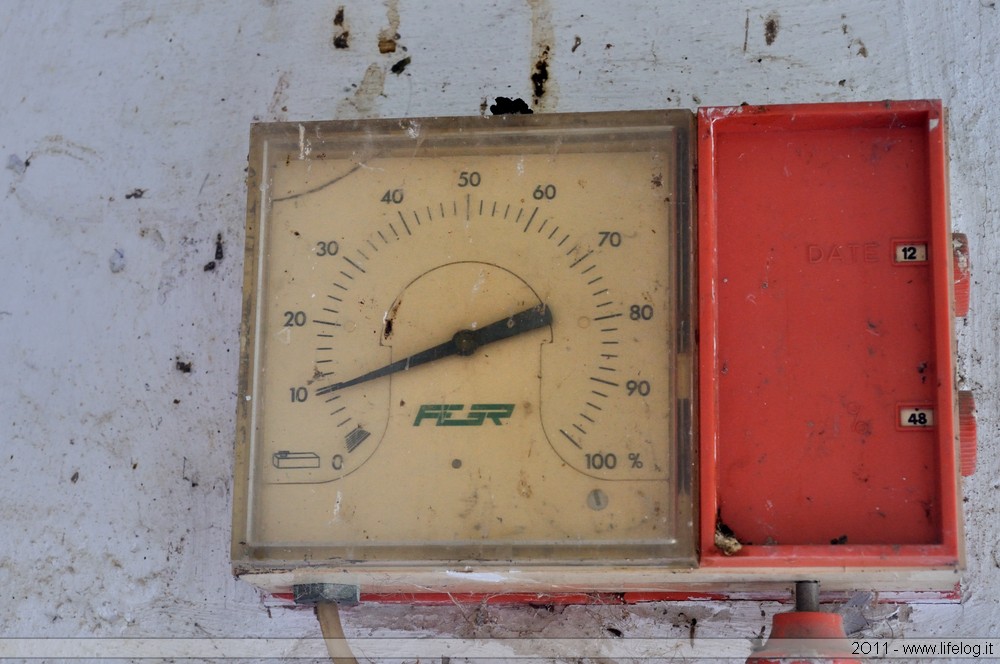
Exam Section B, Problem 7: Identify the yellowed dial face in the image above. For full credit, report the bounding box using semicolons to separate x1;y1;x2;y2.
234;112;695;566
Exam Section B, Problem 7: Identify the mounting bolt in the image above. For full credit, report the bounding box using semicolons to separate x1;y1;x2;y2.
794;580;820;613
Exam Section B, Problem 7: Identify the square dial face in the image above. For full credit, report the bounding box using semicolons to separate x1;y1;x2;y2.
233;112;695;569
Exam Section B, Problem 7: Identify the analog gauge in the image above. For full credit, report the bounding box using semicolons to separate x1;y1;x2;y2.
233;111;695;569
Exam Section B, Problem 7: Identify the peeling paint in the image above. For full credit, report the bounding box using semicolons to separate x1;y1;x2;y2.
379;0;401;53
267;72;290;121
336;63;387;118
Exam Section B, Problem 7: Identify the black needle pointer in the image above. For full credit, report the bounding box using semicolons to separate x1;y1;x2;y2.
315;303;552;396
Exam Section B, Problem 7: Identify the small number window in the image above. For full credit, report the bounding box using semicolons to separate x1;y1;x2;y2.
899;406;934;428
894;242;928;263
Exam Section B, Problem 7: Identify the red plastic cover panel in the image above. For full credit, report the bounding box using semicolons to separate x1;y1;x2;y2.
698;101;959;567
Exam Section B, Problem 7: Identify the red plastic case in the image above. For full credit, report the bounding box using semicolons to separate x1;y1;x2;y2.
698;100;963;567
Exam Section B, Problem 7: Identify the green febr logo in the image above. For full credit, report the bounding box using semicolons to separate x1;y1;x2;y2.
413;404;515;426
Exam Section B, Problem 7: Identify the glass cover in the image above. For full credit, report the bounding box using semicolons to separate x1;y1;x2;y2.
232;111;696;573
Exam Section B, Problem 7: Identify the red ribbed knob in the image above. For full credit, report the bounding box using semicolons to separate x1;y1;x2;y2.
748;612;853;663
959;391;977;476
953;233;971;318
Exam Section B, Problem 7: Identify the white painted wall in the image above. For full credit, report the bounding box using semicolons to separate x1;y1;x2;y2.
1;1;996;661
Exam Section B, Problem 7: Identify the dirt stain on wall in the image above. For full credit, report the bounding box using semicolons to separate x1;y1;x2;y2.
379;0;401;53
333;6;349;49
841;16;870;57
764;12;780;46
528;0;558;110
337;63;387;118
267;72;290;120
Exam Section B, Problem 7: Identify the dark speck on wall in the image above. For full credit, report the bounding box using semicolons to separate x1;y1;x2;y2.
333;5;349;48
6;154;29;174
390;56;411;75
125;188;147;199
490;97;533;115
764;12;780;45
531;45;550;104
176;360;192;373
